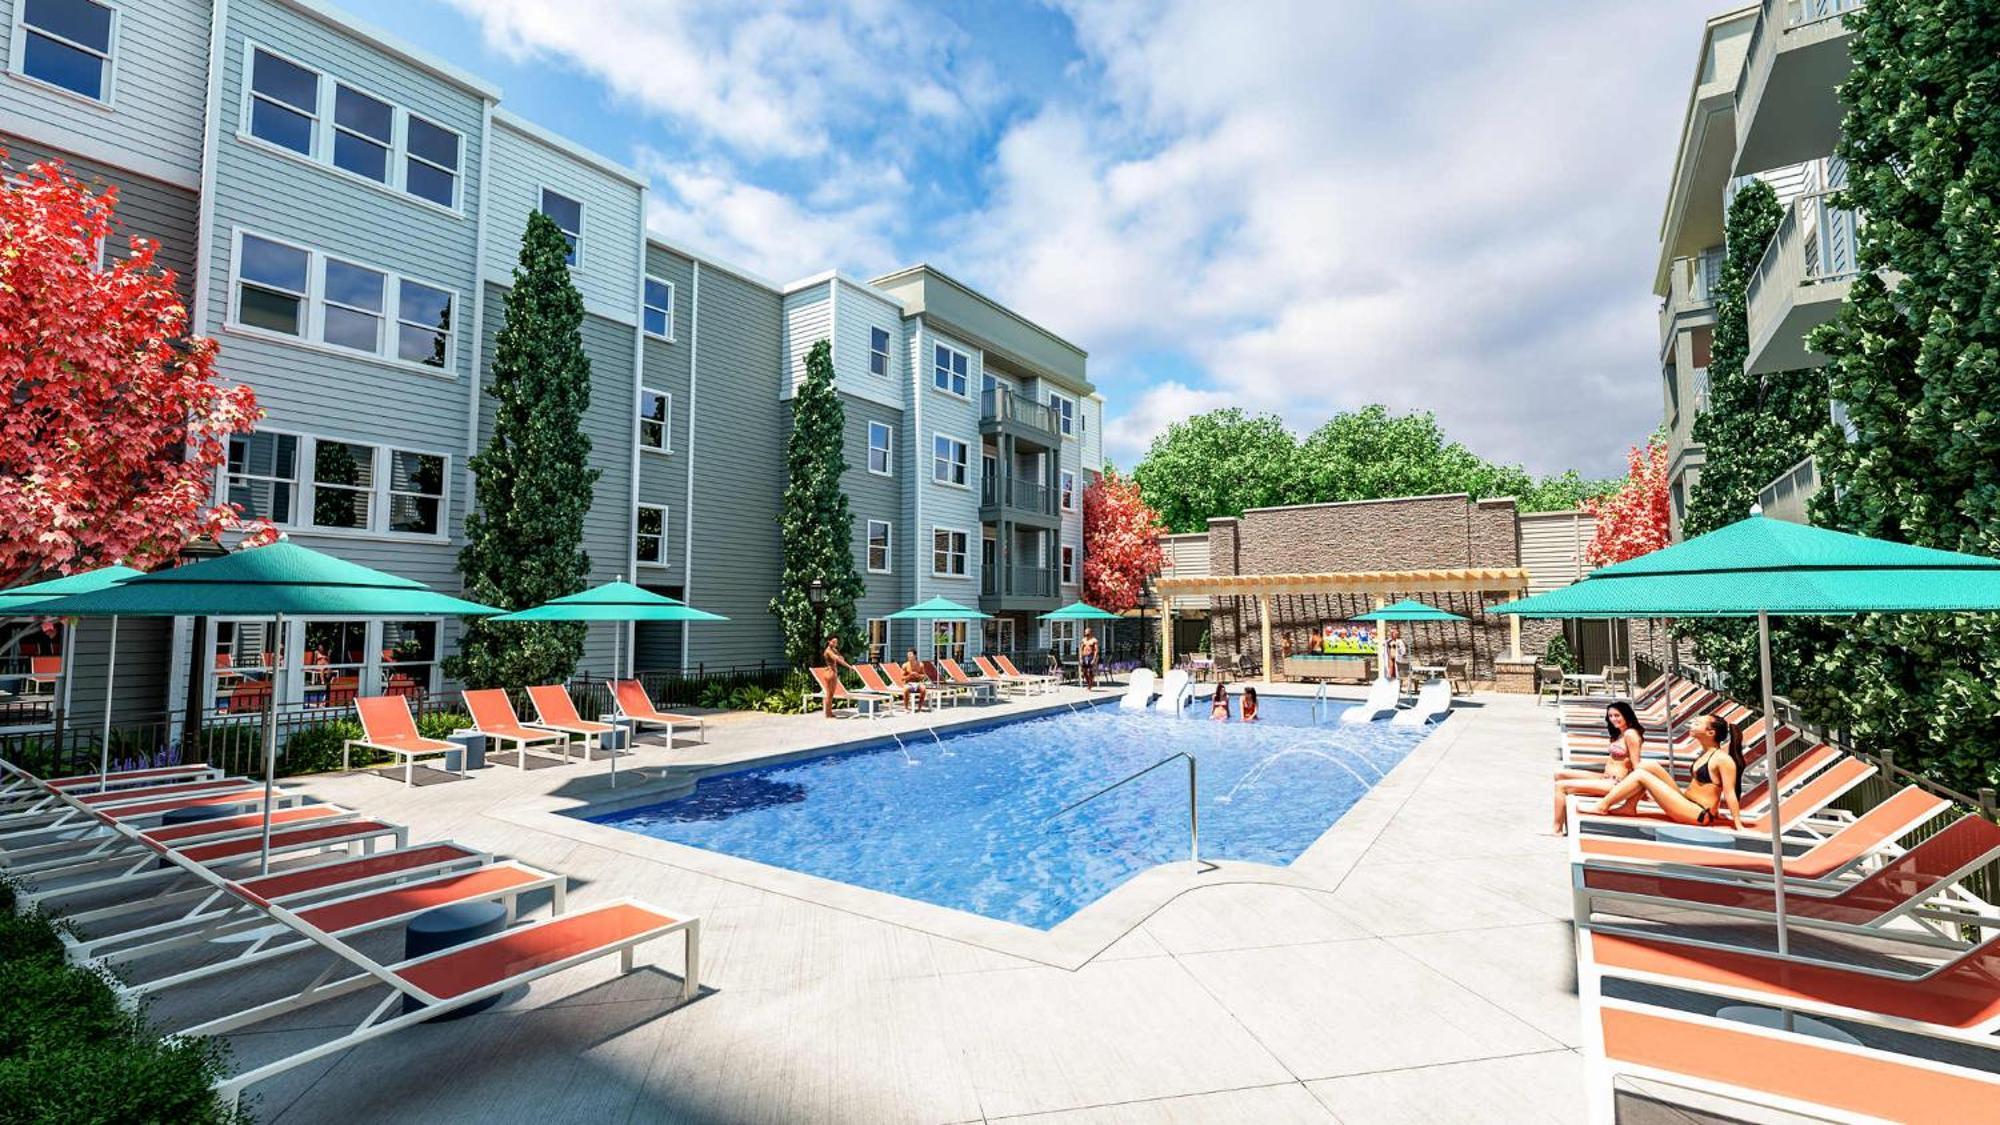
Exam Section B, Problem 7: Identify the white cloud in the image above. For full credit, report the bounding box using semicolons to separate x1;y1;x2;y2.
638;151;900;282
1102;380;1235;468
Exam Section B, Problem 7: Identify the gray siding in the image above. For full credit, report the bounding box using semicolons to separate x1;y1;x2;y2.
916;322;983;634
844;394;909;651
482;118;642;326
0;135;200;294
636;245;692;589
0;0;210;187
685;265;786;667
780;283;830;398
63;617;172;727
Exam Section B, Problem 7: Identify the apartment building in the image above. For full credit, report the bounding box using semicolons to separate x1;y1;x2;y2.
0;0;1097;725
1653;0;1860;536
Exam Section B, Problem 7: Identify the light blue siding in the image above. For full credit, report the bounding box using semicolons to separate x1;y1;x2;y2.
844;393;908;651
781;282;830;397
636;244;693;590
0;0;210;187
833;278;904;407
0;135;201;295
482;116;643;327
916;322;983;653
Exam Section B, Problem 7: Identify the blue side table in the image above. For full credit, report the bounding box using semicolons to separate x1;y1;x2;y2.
446;731;487;772
404;901;509;1018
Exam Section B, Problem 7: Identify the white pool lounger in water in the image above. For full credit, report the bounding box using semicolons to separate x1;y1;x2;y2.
1391;679;1453;726
1340;677;1401;724
1154;669;1192;714
1118;668;1157;711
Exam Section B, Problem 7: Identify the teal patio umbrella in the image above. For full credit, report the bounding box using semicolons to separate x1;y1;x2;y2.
1;565;145;743
1038;601;1122;622
1494;513;2000;957
493;579;728;787
1353;598;1467;682
886;596;988;664
36;539;502;871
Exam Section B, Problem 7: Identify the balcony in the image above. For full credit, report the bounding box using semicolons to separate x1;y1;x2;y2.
1745;190;1860;374
1734;0;1859;176
980;387;1060;449
1658;248;1723;347
1757;456;1821;524
979;474;1058;527
980;563;1059;613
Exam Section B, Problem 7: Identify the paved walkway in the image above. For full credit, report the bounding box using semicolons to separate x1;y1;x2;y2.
233;689;1582;1124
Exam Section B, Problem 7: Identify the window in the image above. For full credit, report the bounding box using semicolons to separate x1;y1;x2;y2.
236;234;310;336
311;440;375;530
932;528;968;576
540;189;582;265
639;388;671;452
1049;620;1077;657
932;620;968;662
386;449;444;535
321;258;385;353
381;621;439;697
1061;545;1076;585
1061;470;1076;511
248;48;319;156
866;519;892;573
331;84;392;182
403;114;459;207
869;327;891;376
866;618;888;663
224;432;299;524
643;277;675;339
231;232;456;373
1048;392;1075;436
932;342;969;396
302;620;368;709
867;421;892;476
636;505;666;565
932;435;969;487
16;0;114;101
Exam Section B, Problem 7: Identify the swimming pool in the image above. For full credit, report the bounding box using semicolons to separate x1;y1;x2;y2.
591;695;1433;929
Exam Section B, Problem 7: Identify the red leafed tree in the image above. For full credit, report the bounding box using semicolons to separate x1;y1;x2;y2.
0;153;262;586
1082;468;1165;612
1582;435;1671;567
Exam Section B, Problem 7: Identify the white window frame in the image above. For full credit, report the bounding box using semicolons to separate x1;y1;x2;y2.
1061;470;1076;512
220;428;303;527
931;526;970;578
931;433;970;489
865;617;889;663
868;326;891;377
932;620;969;662
638;386;672;454
643;276;676;341
1048;390;1076;437
931;341;970;398
867;421;893;477
866;519;893;574
8;0;119;107
235;40;464;216
1061;545;1077;586
539;185;584;268
328;79;394;186
213;429;449;542
224;228;460;377
635;503;668;567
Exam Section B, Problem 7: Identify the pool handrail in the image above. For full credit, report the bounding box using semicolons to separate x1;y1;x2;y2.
1044;750;1212;871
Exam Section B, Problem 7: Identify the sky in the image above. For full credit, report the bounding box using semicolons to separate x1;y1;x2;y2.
338;0;1726;478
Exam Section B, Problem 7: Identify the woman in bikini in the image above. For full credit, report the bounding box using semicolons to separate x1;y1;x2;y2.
1589;713;1744;830
1550;701;1643;833
1209;682;1231;720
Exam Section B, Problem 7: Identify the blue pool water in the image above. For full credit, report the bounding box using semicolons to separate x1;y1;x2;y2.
592;696;1432;929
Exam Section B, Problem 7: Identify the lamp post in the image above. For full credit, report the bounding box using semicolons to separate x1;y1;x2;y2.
806;577;827;660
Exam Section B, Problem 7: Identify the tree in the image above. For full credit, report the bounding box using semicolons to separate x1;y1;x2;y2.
1294;405;1520;504
1081;469;1165;612
1581;436;1671;567
0;153;262;584
770;340;864;665
1790;0;2000;791
1132;409;1298;533
446;211;599;689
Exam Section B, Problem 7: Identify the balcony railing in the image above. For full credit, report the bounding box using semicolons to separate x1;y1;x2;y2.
1746;189;1861;351
980;474;1055;517
981;388;1060;437
1757;456;1820;524
981;564;1057;599
1659;248;1725;340
1790;0;1863;29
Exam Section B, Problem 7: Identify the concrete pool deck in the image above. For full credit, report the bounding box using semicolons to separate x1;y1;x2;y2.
237;686;1586;1123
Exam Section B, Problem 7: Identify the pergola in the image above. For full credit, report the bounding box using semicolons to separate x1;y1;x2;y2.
1150;567;1533;681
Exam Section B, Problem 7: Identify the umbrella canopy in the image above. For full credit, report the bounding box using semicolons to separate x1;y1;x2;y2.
885;596;987;621
492;581;728;623
1351;598;1466;623
1038;601;1123;622
0;564;144;614
29;541;502;618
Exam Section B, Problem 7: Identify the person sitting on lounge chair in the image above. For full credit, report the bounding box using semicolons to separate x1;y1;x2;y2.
1588;713;1743;829
1551;701;1643;833
898;649;930;711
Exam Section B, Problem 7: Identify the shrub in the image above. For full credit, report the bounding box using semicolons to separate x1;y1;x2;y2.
416;710;473;741
280;720;374;775
1543;634;1578;674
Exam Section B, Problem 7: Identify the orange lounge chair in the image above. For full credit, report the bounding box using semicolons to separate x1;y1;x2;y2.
1560;679;1714;727
810;666;890;718
995;654;1061;691
886;661;967;708
1;761;222;810
1573;783;1951;880
1560;700;1762;758
1573;747;1869;838
463;689;572;769
1577;807;2000;938
855;664;920;711
972;655;1035;696
26;654;61;692
937;658;1000;703
526;685;618;762
345;696;466;787
611;679;705;745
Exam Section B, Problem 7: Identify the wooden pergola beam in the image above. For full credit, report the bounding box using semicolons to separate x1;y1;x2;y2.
1153;568;1531;599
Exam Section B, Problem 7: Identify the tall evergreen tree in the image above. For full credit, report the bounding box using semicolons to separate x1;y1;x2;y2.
1795;0;2000;790
1681;181;1834;689
771;340;864;665
446;211;600;688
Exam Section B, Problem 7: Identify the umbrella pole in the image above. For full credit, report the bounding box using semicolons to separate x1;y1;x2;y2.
1658;620;1675;773
610;620;620;789
97;616;119;785
259;613;283;876
1757;609;1788;958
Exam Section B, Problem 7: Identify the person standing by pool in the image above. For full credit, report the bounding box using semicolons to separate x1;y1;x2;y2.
819;634;854;719
1241;686;1260;721
1079;628;1099;689
1388;627;1409;684
1209;682;1231;720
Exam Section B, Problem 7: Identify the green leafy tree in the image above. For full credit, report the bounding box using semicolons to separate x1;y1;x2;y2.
1791;0;2000;791
1294;406;1512;502
771;340;864;665
1681;181;1834;690
446;211;599;688
1132;408;1300;533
